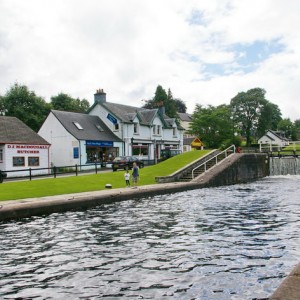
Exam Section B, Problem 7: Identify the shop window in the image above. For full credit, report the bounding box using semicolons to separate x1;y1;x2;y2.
13;157;25;167
28;157;40;166
0;149;3;162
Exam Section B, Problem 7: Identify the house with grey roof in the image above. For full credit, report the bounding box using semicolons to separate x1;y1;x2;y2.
258;129;290;151
0;116;50;177
88;89;184;160
38;110;122;167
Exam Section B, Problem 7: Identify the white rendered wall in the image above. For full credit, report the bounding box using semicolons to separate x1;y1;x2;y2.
2;144;50;177
38;112;80;167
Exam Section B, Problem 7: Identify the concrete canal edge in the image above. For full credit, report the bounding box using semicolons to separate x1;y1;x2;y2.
269;263;300;300
0;153;297;298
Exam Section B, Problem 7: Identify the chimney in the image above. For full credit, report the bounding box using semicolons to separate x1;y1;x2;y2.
94;88;106;103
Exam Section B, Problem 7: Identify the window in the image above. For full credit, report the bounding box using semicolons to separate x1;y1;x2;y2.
13;157;25;167
134;123;139;134
157;125;161;135
0;149;3;162
73;122;83;130
173;127;177;136
28;157;40;166
153;125;156;135
114;123;119;131
96;124;104;131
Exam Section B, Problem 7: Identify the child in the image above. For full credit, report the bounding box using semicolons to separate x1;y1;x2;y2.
124;170;130;187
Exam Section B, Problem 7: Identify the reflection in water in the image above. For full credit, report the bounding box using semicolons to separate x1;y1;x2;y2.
1;176;300;299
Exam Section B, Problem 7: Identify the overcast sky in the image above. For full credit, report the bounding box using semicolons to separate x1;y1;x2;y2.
1;0;299;120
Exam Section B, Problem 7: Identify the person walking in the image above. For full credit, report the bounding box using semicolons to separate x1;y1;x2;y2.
132;162;139;188
124;170;130;187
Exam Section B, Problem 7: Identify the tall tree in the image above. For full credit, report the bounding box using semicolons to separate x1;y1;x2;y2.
1;83;51;131
277;118;294;139
173;98;187;113
257;101;282;138
230;88;268;146
189;104;232;148
141;85;183;119
51;93;90;112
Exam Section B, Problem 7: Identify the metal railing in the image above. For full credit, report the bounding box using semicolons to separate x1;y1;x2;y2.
191;145;236;179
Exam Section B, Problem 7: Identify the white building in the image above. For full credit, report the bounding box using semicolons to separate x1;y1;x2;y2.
88;89;184;160
39;110;123;168
0;116;50;177
258;129;290;151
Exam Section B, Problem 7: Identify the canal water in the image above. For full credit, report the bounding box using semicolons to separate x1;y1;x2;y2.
1;175;300;300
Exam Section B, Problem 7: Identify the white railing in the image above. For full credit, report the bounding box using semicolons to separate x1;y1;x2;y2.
191;145;236;179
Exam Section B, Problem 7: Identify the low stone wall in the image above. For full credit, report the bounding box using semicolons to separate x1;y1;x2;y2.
194;153;270;187
155;150;220;183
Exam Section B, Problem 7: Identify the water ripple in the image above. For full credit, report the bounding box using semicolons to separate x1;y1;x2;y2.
1;176;300;299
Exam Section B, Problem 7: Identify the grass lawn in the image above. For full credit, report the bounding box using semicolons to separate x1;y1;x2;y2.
0;150;212;201
282;143;300;152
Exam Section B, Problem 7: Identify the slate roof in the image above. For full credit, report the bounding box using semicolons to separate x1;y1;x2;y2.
100;102;172;127
178;113;192;122
51;110;122;142
0;116;50;145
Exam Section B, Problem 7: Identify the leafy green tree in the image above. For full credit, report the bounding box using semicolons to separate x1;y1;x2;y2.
51;93;90;112
230;88;268;146
293;119;300;140
1;83;51;131
189;104;232;148
277;118;294;139
173;98;187;113
257;101;282;138
141;85;184;119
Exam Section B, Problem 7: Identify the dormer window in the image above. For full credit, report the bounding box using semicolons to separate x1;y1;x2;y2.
134;123;139;134
73;122;83;130
157;125;161;135
173;127;177;137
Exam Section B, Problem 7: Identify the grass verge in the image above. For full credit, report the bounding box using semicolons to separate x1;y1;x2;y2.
0;150;211;201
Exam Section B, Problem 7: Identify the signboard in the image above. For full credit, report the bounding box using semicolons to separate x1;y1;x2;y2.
86;140;113;147
107;113;117;124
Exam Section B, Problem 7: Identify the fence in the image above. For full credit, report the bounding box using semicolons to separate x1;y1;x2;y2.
1;159;158;182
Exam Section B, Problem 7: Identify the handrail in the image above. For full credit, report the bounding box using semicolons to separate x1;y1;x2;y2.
191;145;236;179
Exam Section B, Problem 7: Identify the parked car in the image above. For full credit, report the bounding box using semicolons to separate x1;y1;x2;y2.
0;170;7;183
112;156;144;171
160;149;181;160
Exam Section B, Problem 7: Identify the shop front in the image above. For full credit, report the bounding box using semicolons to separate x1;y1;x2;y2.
86;140;120;165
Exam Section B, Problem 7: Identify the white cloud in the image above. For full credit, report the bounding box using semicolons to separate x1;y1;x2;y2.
0;0;299;121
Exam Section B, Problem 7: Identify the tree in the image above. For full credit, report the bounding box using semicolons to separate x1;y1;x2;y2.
50;93;90;113
189;104;232;148
141;85;183;120
230;88;268;146
277;118;294;139
1;83;51;131
173;98;187;113
257;101;282;138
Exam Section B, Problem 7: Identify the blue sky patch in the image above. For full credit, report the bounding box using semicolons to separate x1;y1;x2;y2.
202;39;285;78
